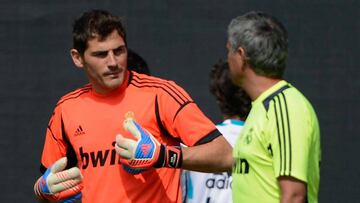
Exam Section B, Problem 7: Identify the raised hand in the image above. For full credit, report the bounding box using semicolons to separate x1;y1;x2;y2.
115;117;182;170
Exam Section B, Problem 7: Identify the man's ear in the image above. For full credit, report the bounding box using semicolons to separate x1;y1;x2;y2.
238;47;250;69
70;49;84;68
237;47;246;60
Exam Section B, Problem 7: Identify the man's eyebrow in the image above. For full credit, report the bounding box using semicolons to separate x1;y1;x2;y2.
90;50;108;56
91;45;126;53
114;45;126;50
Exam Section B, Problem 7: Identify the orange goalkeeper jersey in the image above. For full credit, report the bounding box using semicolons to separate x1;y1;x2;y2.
39;70;220;203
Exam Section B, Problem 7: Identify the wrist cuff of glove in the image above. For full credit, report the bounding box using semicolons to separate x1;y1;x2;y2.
34;178;49;200
154;145;182;168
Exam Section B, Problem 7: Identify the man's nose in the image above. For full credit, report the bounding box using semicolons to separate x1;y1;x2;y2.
107;51;117;67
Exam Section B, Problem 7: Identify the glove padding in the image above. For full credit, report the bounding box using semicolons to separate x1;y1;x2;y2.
115;117;182;169
34;157;83;202
122;164;146;174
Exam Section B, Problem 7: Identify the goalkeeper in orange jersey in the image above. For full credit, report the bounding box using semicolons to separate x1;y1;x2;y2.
34;9;232;203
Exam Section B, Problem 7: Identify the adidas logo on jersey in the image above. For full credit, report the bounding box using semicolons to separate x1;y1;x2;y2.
74;125;85;136
205;173;232;189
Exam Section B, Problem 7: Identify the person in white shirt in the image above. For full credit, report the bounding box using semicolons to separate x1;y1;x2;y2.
182;60;251;203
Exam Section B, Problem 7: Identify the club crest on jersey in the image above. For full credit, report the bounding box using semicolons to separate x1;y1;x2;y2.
124;111;135;119
244;128;253;144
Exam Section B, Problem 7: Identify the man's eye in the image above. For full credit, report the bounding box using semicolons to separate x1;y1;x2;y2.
114;47;126;56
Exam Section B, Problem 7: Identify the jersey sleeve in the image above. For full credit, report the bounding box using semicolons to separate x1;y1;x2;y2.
156;81;220;146
269;94;313;183
40;104;68;172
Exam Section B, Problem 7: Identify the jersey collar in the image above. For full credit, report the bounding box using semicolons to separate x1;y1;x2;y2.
253;80;289;105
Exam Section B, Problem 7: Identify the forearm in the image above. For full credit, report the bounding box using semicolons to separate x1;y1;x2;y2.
116;119;233;172
181;136;233;173
279;176;307;203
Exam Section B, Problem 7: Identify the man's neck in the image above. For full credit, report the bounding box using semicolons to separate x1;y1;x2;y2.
242;69;281;101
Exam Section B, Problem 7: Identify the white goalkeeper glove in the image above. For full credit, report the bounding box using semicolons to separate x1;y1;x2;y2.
34;157;83;202
115;117;182;170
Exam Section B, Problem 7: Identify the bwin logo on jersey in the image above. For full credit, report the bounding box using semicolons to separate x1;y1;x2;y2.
205;173;232;189
79;141;120;169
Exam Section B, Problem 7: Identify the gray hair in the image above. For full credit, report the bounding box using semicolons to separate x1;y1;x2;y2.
227;11;288;78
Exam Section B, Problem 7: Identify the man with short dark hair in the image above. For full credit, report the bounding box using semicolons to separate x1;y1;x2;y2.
33;9;232;203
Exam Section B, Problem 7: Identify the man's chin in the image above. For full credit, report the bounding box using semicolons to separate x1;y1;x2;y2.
108;79;123;89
